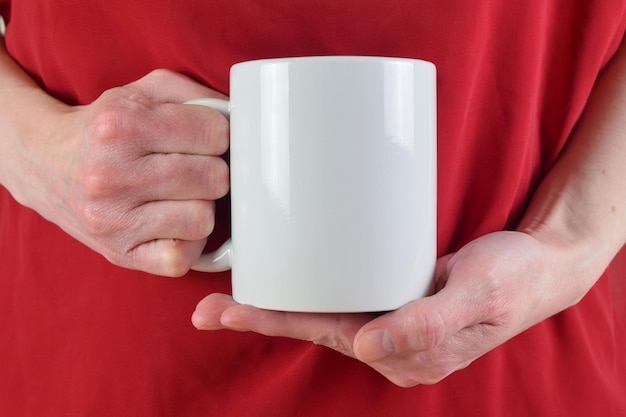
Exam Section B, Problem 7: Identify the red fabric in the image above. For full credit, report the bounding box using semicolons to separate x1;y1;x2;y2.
1;1;626;416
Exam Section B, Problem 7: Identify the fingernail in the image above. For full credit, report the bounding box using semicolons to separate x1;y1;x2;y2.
379;328;395;355
356;328;395;362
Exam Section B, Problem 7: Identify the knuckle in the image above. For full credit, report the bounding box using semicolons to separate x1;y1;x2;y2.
145;68;178;84
76;161;115;200
76;201;113;238
87;104;129;146
71;172;130;238
88;89;153;147
407;310;448;351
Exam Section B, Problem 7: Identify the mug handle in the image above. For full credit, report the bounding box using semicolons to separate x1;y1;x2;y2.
185;98;233;273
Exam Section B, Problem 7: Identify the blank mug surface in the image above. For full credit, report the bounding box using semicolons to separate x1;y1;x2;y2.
229;56;436;312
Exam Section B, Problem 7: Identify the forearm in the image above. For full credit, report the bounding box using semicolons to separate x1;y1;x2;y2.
519;36;626;295
0;38;72;207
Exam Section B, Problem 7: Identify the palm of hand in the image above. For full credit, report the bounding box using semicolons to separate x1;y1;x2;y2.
193;230;584;386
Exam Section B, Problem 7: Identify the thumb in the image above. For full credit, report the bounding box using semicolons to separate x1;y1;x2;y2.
352;283;475;363
352;253;461;362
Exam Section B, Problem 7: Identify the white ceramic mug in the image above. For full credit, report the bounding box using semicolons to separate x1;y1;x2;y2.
190;56;436;313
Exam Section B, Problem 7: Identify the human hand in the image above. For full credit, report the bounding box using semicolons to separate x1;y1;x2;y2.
192;231;596;386
13;70;229;276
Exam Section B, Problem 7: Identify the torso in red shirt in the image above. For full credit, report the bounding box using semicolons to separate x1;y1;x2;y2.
1;1;625;416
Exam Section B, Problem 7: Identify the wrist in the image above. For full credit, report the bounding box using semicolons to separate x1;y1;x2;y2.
517;171;625;299
0;83;73;210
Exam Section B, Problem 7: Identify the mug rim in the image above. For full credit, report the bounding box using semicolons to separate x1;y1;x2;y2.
231;55;436;71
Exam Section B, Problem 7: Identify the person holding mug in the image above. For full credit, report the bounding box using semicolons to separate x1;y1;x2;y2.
0;1;625;416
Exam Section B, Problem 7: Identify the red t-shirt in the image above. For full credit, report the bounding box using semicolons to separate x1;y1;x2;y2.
1;1;625;416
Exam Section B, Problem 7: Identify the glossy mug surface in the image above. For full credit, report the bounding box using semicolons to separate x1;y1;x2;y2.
191;56;436;312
